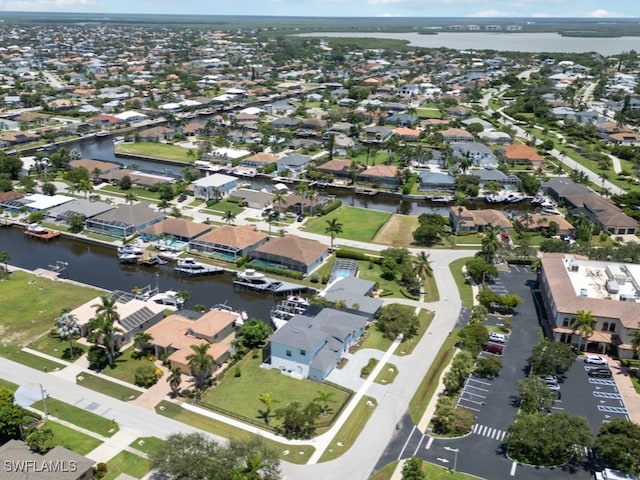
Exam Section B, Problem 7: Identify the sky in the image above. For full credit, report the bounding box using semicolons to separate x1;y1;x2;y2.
0;0;638;19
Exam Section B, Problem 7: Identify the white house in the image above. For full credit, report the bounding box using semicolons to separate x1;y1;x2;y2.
192;173;238;201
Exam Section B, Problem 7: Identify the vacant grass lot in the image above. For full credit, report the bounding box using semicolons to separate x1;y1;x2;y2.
200;198;245;216
372;214;419;247
104;451;151;480
318;396;377;462
115;142;195;163
155;401;314;464
31;397;118;437
100;185;161;202
303;206;391;242
0;271;101;345
0;344;65;372
76;372;142;401
201;354;351;432
46;420;102;455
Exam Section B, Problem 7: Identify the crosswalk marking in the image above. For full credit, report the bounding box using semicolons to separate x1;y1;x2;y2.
598;405;627;414
472;424;507;441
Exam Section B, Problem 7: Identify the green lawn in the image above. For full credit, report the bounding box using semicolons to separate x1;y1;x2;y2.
303;206;391;242
0;379;18;392
84;231;121;243
31;397;118;437
449;257;475;308
409;332;460;425
0;344;65;372
76;372;142;401
318;396;377;462
370;460;481;480
46;420;102;455
396;309;434;356
358;261;406;298
28;334;88;361
115;142;195;163
415;107;443;119
100;185;161;202
200;353;351;432
104;451;151;480
359;324;394;352
200;198;245;215
101;347;161;386
155;401;315;464
374;363;399;385
0;270;101;345
129;436;165;456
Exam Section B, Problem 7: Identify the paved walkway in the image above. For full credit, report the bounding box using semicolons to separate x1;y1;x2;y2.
607;359;640;425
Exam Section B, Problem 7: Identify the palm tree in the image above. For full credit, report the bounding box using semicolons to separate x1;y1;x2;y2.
87;296;123;367
0;251;9;274
223;210;237;225
271;189;286;214
124;192;137;205
133;331;153;356
186;343;216;388
167;367;182;398
481;226;502;264
571;310;596;352
258;392;277;425
325;218;343;252
413;251;433;284
630;330;640;358
313;391;335;416
55;310;81;356
235;453;268;480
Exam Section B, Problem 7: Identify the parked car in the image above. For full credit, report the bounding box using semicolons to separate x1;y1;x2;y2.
547;382;560;391
489;332;506;343
588;368;612;378
177;194;187;202
296;215;305;222
540;375;558;384
584;355;607;365
285;212;297;218
482;343;503;355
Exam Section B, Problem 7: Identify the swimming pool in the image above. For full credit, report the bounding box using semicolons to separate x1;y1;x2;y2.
329;260;359;283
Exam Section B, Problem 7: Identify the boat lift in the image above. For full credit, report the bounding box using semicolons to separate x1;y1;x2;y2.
47;260;68;275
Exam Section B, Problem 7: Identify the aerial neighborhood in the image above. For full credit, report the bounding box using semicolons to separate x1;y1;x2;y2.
1;11;640;480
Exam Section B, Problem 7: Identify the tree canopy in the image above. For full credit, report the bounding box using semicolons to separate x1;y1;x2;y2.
593;418;640;475
527;342;576;376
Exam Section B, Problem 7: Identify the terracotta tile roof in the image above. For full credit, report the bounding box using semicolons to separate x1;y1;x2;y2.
253;235;328;265
393;127;420;137
513;214;574;232
500;144;544;163
194;224;267;249
317;159;360;173
244;152;278;164
140;217;211;239
360;164;398;179
69;158;120;173
146;309;237;350
0;191;24;203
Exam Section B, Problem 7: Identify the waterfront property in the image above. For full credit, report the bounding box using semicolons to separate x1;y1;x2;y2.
449;206;512;233
539;253;640;358
268;308;368;382
70;292;167;344
139;217;211;247
69;158;121;176
0;193;75;213
44;198;115;226
230;188;274;209
146;308;240;374
322;277;383;320
85;202;164;239
251;235;329;275
512;214;575;236
189;224;267;261
192;173;238;201
497;143;544;168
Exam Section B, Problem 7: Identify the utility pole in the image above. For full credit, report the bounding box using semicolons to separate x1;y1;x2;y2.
39;384;48;420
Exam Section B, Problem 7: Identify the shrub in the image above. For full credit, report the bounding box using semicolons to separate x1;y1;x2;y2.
234;367;241;377
134;364;161;388
95;462;108;479
316;199;341;216
360;358;378;378
335;248;367;260
248;262;304;280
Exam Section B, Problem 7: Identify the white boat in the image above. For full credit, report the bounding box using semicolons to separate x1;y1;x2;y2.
118;253;139;264
118;245;144;255
235;268;272;286
147;290;184;310
485;192;507;203
428;195;453;203
26;223;46;234
506;192;525;203
174;257;222;275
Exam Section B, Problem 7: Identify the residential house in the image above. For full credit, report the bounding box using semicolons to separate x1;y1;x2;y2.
230;188;274;209
439;127;474;143
137;126;174;142
513;214;575;236
386;114;419;127
478;130;511;144
268;308;368;381
85;202;164;238
251;235;329;274
240;152;279;170
322;277;383;319
362;126;393;143
498;144;544;169
539;253;640;358
192;173;238;200
101;169;177;188
146;308;241;374
358;164;400;188
452;142;498;168
473;168;521;188
316;159;362;180
0;440;94;480
418;171;456;192
68;158;121;176
189;224;268;261
545;178;638;235
44;199;114;226
139;217;211;245
70;293;167;344
276;153;313;174
449;206;512;233
393;127;421;140
609;132;640;146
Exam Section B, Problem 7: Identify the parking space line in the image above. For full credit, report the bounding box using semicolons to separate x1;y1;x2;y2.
510;461;517;476
425;436;434;450
511;265;520;272
413;435;424;457
461;390;487;398
593;392;622;400
467;378;492;386
397;425;416;461
597;405;627;414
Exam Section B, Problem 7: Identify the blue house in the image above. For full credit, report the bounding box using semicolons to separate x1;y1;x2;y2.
269;308;368;381
276;153;313;174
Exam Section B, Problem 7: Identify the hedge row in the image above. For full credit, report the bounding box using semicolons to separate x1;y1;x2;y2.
335;248;381;264
248;262;304;280
316;200;342;216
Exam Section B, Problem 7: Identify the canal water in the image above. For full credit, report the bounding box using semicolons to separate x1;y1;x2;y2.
75;137;534;217
0;227;276;322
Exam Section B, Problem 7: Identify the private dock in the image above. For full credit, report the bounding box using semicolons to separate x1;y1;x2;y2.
24;228;61;241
